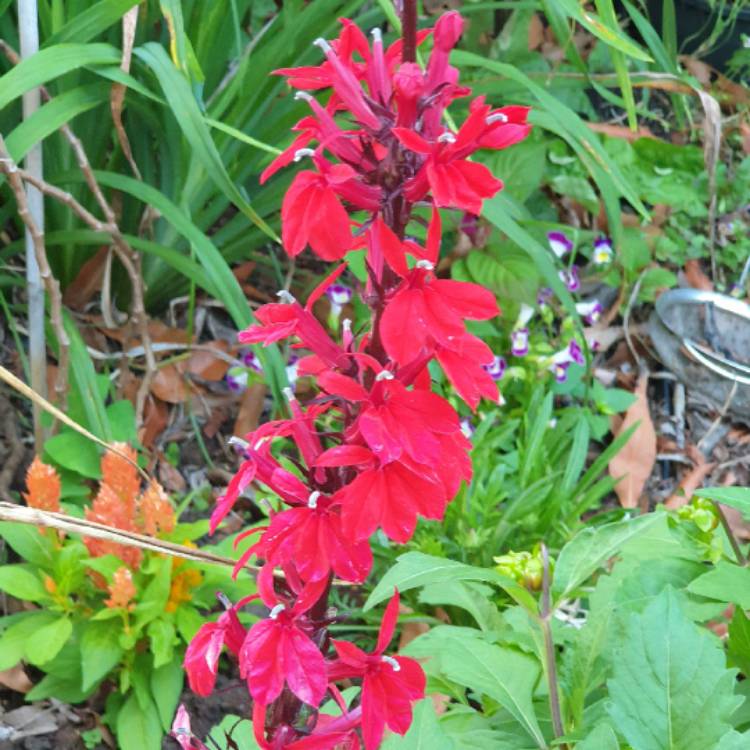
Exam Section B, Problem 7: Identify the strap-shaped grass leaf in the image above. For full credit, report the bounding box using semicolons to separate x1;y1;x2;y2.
0;43;120;112
135;43;277;242
607;587;742;750
44;0;140;46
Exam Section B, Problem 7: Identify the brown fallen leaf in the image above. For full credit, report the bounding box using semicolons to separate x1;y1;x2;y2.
184;341;232;382
527;13;544;51
234;383;267;437
62;246;108;309
139;395;169;448
683;259;714;291
157;452;187;493
587;122;655;142
665;445;716;509
0;664;32;693
609;372;656;509
150;364;190;404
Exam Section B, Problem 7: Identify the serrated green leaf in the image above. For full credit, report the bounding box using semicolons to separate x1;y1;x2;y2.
607;587;742;750
80;621;124;691
0;566;47;602
418;581;503;632
695;487;750;517
365;552;537;614
382;699;455;750
405;628;544;749
148;619;176;669
552;513;661;605
576;722;619;749
687;560;750;609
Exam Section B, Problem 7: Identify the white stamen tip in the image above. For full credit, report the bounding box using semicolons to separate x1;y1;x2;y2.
313;37;332;53
308;491;321;509
437;132;456;143
375;370;394;381
486;113;508;124
228;436;250;450
342;318;352;332
415;260;434;270
293;148;315;162
382;655;401;671
294;91;313;102
283;386;296;402
253;437;269;451
269;604;285;620
371;28;382;43
277;290;296;304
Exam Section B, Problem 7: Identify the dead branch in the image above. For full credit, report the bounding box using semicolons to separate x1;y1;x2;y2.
0;137;70;405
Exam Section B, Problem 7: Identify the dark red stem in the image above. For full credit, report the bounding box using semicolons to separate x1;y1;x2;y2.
401;0;417;64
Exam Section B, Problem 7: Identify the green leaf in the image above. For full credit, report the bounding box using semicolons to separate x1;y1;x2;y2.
207;715;260;749
0;44;120;112
728;608;750;677
26;672;92;703
80;621;124;691
0;612;58;670
717;731;750;749
45;0;141;45
365;552;537;614
695;487;750;517
0;522;55;568
150;660;184;731
607;587;742;750
44;431;101;478
576;723;619;749
687;560;750;609
552;513;661;605
0;566;47;602
5;83;109;161
116;693;163;750
405;628;544;749
419;581;503;632
147;619;176;669
382;699;455;749
26;616;73;666
134;44;276;241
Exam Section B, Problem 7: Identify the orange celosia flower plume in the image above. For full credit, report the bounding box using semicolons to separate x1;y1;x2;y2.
105;566;137;610
24;456;61;513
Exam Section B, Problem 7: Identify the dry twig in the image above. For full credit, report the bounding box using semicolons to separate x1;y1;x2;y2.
0;40;156;426
0;136;70;405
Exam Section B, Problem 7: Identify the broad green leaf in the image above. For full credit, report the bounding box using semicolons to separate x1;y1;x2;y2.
0;612;57;670
107;400;137;444
0;44;120;112
45;0;140;45
365;552;537;613
607;587;742;750
717;731;750;749
148;619;176;668
80;621;125;691
207;715;260;749
26;672;92;703
576;723;619;749
552;513;661;604
728;609;750;677
5;83;109;161
406;628;544;749
44;431;101;478
382;699;455;750
0;566;47;602
150;660;184;731
419;581;503;632
687;560;750;609
695;487;750;518
134;44;276;240
26;616;73;666
0;522;55;569
116;693;163;750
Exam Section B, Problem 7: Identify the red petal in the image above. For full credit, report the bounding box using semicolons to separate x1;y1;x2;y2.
376;589;400;654
432;278;499;320
391;127;433;154
283;626;327;706
315;444;375;467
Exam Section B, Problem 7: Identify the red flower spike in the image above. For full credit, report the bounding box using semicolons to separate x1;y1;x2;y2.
329;590;426;750
183;607;246;697
239;578;328;707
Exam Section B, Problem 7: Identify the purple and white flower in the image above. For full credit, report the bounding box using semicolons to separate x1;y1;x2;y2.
551;362;570;383
511;329;529;357
559;265;580;292
547;339;585;381
242;350;264;373
286;354;300;389
226;366;249;392
548;231;573;258
593;236;613;265
576;299;603;325
326;283;353;316
537;287;554;308
483;355;507;381
460;418;475;439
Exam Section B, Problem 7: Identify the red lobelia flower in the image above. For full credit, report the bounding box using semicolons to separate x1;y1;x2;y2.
328;590;425;750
